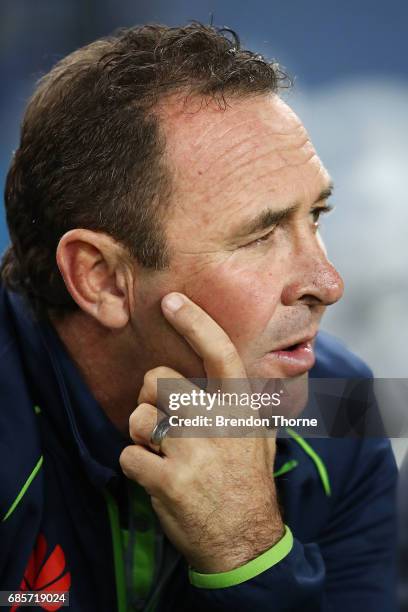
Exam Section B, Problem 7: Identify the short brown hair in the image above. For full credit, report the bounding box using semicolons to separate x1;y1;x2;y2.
1;22;290;319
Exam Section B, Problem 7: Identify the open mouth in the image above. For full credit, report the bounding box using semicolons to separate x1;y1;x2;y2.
281;342;303;352
272;340;313;356
265;336;317;376
271;332;317;354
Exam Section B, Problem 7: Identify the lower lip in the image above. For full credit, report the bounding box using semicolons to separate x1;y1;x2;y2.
265;341;315;376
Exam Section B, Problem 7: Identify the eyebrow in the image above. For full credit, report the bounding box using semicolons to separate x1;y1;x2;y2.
230;183;334;241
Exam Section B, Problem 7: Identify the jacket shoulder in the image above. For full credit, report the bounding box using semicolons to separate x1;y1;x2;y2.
0;285;43;518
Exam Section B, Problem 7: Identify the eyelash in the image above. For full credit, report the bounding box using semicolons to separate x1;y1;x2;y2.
311;204;333;226
242;205;333;248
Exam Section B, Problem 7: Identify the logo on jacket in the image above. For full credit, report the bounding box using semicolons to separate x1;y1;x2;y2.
11;534;71;611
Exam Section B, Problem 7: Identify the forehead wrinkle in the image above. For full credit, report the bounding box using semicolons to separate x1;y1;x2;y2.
174;134;322;217
255;152;320;181
204;144;317;197
199;129;310;177
189;93;293;140
176;106;268;163
230;156;321;201
180;101;304;154
276;138;313;161
197;133;263;175
195;127;312;182
215;153;326;212
194;118;307;166
163;95;308;178
192;116;265;152
215;148;286;187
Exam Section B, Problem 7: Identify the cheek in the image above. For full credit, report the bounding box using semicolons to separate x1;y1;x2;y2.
184;262;281;348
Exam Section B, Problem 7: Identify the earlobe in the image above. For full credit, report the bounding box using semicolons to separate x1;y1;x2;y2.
56;229;130;329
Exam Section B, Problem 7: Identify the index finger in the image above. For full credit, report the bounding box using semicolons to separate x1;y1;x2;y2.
161;292;248;384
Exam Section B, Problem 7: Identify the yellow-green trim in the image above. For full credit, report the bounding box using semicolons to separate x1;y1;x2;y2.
189;525;293;589
2;455;43;522
286;428;331;496
103;489;127;612
121;483;156;601
273;459;298;478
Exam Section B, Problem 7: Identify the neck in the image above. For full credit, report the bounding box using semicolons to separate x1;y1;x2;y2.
50;312;142;435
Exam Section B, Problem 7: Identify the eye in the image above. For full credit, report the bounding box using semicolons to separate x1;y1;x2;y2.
310;205;333;230
242;227;277;248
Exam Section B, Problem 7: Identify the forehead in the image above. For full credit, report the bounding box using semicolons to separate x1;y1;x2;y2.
158;93;328;231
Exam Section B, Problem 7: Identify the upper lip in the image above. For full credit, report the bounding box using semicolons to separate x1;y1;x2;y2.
270;331;318;352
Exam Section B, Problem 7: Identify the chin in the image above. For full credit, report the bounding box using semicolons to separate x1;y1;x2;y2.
279;372;309;418
246;365;310;420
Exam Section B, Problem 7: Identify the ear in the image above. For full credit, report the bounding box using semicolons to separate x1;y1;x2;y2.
56;229;131;329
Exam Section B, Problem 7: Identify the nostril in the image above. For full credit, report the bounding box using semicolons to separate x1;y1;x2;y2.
299;294;322;307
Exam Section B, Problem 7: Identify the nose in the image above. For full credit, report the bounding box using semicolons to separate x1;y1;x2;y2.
281;244;344;308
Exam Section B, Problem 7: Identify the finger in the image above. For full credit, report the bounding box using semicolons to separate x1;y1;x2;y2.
129;402;172;454
120;444;164;494
139;366;196;408
161;293;248;386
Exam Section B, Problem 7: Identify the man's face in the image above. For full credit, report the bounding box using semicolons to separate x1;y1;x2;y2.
131;94;343;385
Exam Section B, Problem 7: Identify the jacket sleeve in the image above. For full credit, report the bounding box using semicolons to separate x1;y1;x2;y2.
187;438;398;611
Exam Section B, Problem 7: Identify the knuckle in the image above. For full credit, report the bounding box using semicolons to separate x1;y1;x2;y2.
143;369;156;386
138;401;155;414
165;468;191;501
144;366;171;384
119;446;136;475
129;406;141;439
128;413;137;439
129;403;155;440
128;406;138;432
155;366;172;380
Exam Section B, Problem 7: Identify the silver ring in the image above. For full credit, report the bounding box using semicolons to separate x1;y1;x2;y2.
150;417;171;447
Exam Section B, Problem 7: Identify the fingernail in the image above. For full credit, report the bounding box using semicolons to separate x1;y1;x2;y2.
162;293;186;313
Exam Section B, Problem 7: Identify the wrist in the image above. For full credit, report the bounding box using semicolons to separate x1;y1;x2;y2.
189;512;285;573
189;524;293;589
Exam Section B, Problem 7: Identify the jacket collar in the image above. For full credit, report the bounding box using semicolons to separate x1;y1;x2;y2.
6;288;128;489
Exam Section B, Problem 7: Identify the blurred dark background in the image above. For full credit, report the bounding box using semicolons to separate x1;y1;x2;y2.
1;0;407;400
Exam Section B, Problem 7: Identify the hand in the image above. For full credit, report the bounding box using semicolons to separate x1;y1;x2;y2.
119;292;284;573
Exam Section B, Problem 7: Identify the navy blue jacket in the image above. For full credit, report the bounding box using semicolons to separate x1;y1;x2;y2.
0;285;398;611
399;452;408;610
